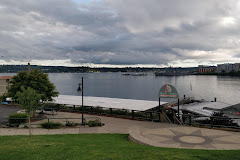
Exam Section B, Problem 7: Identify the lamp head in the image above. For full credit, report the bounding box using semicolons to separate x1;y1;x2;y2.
77;83;81;93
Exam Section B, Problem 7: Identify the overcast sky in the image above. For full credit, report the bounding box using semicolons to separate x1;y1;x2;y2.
0;0;240;67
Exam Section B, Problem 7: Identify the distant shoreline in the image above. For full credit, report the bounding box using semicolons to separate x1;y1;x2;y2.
0;65;239;77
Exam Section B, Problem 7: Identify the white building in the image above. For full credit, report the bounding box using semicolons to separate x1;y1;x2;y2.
233;63;240;72
217;63;234;73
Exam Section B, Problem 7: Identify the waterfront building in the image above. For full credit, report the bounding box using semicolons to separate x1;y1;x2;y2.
0;76;13;96
233;63;240;72
217;64;225;73
217;63;234;73
198;65;216;73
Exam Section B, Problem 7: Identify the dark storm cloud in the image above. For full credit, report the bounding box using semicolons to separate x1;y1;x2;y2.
0;0;240;66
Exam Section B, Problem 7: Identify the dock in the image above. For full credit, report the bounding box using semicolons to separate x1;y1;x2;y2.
53;95;168;111
171;101;240;126
172;101;232;116
172;100;240;117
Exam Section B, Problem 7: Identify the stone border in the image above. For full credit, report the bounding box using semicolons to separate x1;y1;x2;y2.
129;127;161;147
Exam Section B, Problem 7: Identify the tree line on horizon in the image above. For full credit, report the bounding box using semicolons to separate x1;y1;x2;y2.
0;65;198;73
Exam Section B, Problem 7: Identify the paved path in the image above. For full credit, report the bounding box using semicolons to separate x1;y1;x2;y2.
1;112;240;150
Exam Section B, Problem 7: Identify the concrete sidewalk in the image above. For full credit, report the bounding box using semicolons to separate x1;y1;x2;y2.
1;112;240;150
0;112;175;135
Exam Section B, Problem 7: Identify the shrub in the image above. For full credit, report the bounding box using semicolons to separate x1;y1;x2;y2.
66;121;77;127
112;109;128;116
41;122;62;129
8;113;28;125
40;103;64;111
0;93;7;103
87;119;102;127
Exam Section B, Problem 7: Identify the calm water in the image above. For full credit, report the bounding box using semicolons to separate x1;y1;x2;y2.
1;73;240;105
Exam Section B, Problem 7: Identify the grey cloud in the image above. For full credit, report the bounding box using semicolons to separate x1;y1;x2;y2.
67;49;177;65
0;0;240;66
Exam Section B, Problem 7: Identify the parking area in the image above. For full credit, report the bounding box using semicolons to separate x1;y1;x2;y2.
0;104;20;124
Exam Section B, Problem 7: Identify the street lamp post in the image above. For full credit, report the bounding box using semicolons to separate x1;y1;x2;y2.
77;77;84;125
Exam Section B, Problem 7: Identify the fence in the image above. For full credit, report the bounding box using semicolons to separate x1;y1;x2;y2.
181;114;240;129
0;117;101;127
60;105;240;129
59;105;163;122
1;103;240;129
40;104;186;125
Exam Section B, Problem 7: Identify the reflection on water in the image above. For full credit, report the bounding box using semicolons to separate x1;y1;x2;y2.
1;73;240;104
48;73;240;105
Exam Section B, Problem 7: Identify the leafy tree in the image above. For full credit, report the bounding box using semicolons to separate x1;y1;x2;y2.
8;69;59;102
16;86;42;137
16;86;41;116
0;93;7;103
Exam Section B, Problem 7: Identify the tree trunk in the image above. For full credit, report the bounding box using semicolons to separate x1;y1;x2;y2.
28;116;32;138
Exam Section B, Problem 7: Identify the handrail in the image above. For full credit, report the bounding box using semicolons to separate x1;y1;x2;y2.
173;115;182;125
162;112;172;123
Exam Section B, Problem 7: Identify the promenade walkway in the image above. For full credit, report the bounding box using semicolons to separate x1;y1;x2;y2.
1;112;240;150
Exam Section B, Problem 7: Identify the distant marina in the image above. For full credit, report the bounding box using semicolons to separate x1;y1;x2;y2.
123;73;148;76
155;71;195;76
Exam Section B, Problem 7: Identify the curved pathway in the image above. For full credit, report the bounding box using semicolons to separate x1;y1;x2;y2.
1;112;240;150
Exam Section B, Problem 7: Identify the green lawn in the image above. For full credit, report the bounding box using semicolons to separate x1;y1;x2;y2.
0;134;239;160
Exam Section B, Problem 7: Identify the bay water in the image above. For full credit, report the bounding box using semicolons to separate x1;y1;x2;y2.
1;72;240;105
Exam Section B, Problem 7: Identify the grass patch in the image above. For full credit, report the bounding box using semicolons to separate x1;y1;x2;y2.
0;134;239;160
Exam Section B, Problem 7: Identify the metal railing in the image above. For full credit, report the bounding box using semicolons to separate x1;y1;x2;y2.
0;117;101;127
2;103;239;130
63;105;240;129
59;105;163;122
41;104;240;127
181;114;240;129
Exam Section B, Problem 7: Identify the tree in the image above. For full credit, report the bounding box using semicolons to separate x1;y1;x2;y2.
16;86;41;137
0;93;7;103
8;69;59;102
16;86;41;116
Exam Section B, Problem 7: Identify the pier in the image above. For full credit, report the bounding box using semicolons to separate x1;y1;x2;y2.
53;95;168;111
